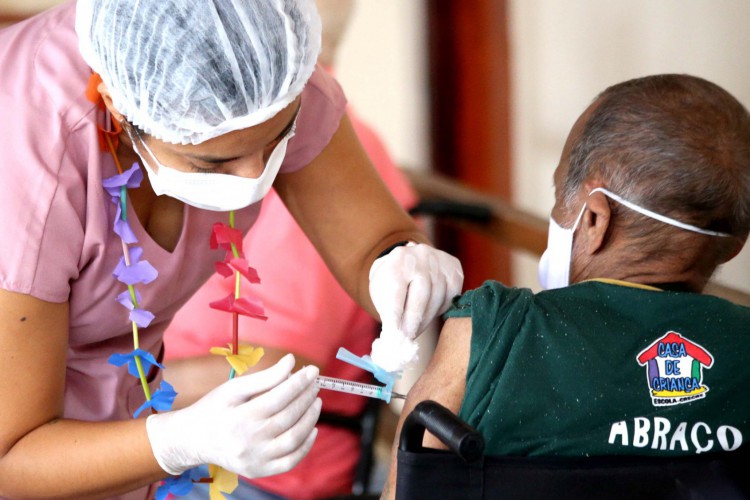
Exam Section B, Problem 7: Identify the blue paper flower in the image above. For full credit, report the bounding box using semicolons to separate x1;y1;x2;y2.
133;380;177;417
116;290;155;328
155;467;204;500
109;348;164;378
113;246;158;286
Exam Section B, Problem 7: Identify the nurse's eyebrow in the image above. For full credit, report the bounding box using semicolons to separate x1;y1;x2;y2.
185;105;300;165
186;153;242;164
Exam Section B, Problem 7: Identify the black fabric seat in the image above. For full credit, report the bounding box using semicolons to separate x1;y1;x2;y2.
396;400;750;500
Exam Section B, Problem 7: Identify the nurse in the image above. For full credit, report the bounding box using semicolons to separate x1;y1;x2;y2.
0;1;463;498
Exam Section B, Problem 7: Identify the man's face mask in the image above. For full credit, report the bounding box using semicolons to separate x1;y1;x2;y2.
537;187;730;290
126;119;297;212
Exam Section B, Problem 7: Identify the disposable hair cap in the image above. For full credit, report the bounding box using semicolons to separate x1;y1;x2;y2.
76;0;321;145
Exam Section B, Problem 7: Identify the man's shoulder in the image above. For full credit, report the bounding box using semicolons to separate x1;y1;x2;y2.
447;280;534;318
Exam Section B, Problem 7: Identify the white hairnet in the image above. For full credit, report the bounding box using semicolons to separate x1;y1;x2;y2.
76;0;321;145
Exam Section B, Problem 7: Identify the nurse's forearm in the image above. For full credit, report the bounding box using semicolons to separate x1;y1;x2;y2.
355;228;430;317
0;418;165;499
276;113;431;319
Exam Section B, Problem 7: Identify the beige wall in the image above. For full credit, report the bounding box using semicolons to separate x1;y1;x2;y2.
0;0;59;14
334;0;429;172
510;0;750;293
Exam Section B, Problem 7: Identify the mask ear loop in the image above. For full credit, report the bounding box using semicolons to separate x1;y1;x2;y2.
569;202;588;233
122;121;156;168
589;187;731;238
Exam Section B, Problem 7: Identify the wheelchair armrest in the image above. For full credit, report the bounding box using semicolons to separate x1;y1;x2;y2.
408;200;493;224
399;400;484;463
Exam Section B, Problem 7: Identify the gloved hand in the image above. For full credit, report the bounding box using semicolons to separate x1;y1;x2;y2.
369;242;463;370
146;354;321;478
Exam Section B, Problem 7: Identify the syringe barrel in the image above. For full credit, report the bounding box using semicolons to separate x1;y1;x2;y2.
315;376;389;402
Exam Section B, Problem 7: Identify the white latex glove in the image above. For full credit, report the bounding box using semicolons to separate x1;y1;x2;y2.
146;354;321;478
369;242;463;370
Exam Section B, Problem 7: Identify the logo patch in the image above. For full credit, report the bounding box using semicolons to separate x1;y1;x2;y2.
636;331;713;407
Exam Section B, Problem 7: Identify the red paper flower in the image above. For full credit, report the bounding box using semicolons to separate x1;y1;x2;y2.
209;293;267;320
210;223;244;256
215;255;261;283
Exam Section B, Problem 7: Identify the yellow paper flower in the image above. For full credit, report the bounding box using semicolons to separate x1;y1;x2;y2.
209;344;264;375
207;464;239;500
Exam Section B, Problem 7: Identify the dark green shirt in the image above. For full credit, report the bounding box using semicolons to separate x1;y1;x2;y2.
445;280;750;458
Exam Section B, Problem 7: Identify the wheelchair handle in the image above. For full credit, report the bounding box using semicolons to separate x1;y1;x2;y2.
399;400;484;463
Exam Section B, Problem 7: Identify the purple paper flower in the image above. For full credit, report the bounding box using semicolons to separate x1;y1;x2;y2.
113;217;138;244
102;163;143;198
103;164;142;244
116;290;155;328
155;466;204;499
109;348;164;378
133;381;177;418
113;246;158;286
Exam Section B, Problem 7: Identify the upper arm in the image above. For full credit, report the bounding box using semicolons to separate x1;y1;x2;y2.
381;317;472;499
400;317;472;449
0;289;68;458
274;112;428;314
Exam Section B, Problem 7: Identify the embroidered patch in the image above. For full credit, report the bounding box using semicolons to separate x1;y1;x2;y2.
636;331;713;407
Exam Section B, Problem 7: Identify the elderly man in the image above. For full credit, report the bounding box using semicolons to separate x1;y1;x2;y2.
382;74;750;498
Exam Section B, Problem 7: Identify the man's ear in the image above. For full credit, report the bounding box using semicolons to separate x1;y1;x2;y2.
579;190;611;255
97;82;126;124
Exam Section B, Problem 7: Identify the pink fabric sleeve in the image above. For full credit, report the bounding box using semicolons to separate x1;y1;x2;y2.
279;65;348;174
0;14;91;302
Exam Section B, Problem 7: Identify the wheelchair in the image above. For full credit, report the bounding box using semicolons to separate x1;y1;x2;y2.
396;400;750;500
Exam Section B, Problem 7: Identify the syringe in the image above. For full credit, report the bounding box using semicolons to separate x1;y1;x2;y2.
315;375;406;403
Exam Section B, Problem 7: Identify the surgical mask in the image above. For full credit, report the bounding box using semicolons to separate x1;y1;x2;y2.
537;187;730;290
126;120;296;212
538;204;586;290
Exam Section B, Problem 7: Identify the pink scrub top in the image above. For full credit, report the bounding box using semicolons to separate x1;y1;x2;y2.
163;106;417;499
0;2;346;499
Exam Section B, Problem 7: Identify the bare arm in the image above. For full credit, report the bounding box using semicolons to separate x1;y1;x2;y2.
274;113;430;319
380;317;472;500
0;289;165;499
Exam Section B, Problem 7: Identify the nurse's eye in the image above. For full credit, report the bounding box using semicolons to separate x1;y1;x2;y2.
188;163;219;173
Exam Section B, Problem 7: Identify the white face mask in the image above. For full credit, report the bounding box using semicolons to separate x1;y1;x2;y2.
537;187;730;290
537;205;586;290
127;120;296;212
